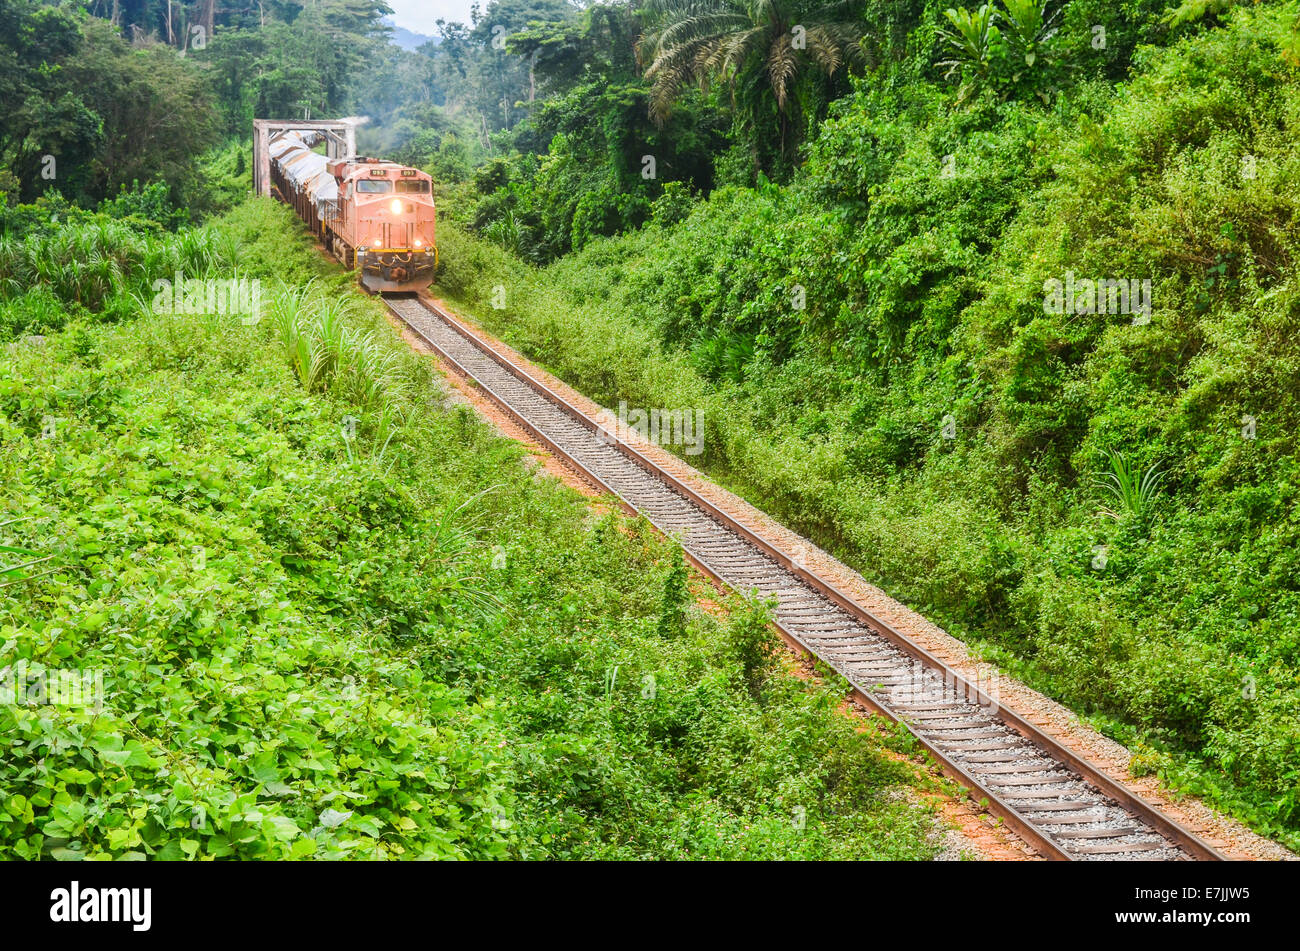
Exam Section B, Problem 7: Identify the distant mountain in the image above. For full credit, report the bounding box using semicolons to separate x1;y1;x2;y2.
382;18;437;51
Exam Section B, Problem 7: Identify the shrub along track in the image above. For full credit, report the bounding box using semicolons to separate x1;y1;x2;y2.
383;293;1226;862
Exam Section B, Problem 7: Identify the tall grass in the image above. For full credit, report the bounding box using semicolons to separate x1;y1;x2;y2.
268;280;412;418
0;218;235;338
1094;449;1166;524
0;220;233;303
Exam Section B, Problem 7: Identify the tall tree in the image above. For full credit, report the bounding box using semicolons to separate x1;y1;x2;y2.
64;18;220;202
0;0;94;202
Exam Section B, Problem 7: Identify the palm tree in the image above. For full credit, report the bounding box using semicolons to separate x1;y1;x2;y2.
637;0;871;167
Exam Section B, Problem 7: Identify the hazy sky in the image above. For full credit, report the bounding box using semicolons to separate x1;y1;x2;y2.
388;0;479;35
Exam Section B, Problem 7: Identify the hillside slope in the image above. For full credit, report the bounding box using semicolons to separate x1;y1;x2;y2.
0;201;942;860
436;5;1300;847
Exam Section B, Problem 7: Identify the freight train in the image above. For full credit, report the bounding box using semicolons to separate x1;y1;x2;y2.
267;129;436;293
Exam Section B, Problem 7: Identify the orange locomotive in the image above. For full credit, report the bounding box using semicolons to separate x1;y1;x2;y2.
268;131;437;293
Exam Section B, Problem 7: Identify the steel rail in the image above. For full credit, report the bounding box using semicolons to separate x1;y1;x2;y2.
384;293;1227;863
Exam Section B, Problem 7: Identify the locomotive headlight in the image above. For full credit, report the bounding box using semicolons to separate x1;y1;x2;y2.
373;239;382;248
414;239;423;248
390;199;403;215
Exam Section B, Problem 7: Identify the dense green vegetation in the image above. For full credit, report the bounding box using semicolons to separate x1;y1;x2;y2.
0;2;226;209
431;3;1300;848
5;0;1299;857
0;200;943;859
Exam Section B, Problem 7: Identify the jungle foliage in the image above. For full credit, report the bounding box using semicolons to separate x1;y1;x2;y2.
7;0;1300;856
0;2;219;209
431;3;1300;848
0;201;944;859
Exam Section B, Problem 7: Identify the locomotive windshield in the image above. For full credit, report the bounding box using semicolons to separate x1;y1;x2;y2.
356;179;393;193
396;180;430;193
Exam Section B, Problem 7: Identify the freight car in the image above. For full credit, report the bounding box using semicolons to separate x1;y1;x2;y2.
266;129;436;293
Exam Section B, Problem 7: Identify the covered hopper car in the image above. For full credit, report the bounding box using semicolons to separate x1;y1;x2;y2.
267;130;436;293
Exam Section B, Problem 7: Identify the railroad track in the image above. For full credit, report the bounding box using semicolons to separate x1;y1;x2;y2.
385;294;1226;862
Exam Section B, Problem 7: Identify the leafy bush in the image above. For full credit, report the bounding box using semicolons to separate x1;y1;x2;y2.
470;82;727;262
96;181;185;231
